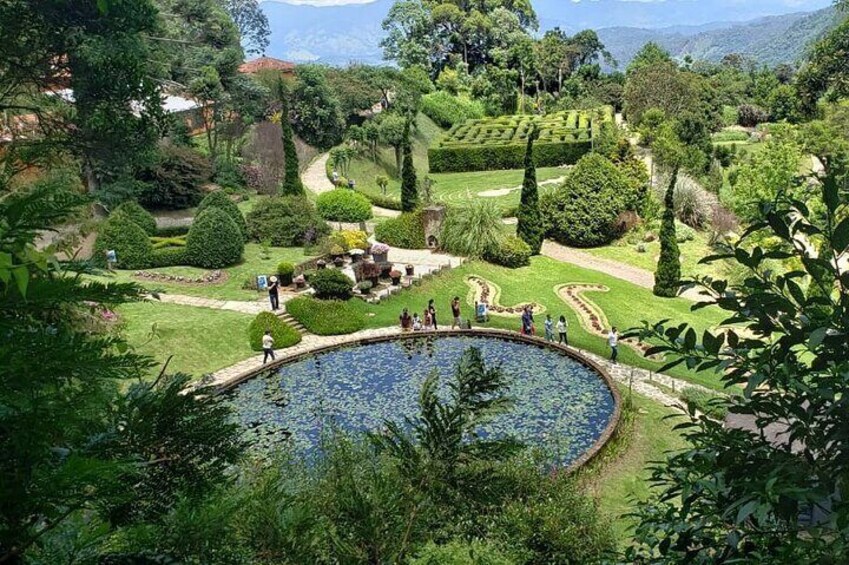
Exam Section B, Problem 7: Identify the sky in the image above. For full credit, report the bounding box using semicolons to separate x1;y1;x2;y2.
272;0;832;7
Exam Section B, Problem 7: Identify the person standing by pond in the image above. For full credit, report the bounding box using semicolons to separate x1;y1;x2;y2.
428;299;438;330
268;276;279;311
544;314;554;342
608;327;619;363
557;315;568;345
262;330;275;365
450;296;462;329
399;308;412;331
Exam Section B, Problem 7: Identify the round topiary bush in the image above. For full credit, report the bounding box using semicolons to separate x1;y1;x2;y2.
246;196;331;247
309;269;354;300
93;216;153;269
248;311;302;351
486;235;532;268
196;191;248;241
374;211;426;249
184;208;244;269
277;261;295;285
316;189;373;222
112;201;157;236
540;153;639;248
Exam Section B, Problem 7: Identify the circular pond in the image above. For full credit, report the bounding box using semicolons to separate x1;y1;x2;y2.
226;334;618;467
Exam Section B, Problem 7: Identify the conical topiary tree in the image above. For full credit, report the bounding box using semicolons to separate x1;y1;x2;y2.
654;167;681;297
516;125;543;254
400;120;418;212
196;190;248;242
277;79;304;196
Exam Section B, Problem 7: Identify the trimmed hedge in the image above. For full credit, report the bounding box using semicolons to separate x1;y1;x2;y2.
184;208;244;269
155;225;190;238
248;311;302;351
309;268;354;300
93;216;153;269
112;201;157;236
150;247;187;268
362;191;403;211
420;91;486;128
286;296;366;335
429;139;591;173
316;189;373;222
486;236;532;268
196;191;248;241
374;211;426;249
246;196;331;247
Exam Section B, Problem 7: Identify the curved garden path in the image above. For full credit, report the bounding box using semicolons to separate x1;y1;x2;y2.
302;153;400;219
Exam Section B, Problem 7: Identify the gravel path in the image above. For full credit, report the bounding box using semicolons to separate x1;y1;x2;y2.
302;153;401;218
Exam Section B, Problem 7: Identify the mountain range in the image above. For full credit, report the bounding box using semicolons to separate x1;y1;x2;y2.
259;0;841;68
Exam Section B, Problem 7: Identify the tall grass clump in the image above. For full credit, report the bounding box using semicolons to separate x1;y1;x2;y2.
440;200;504;258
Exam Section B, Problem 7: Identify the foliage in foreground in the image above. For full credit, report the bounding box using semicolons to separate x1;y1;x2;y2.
286;296;367;335
628;164;849;563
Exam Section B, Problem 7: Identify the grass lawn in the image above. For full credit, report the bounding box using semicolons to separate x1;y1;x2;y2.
90;244;314;302
346;258;730;390
117;301;256;377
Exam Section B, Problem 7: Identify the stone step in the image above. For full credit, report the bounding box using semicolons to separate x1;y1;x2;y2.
277;311;308;334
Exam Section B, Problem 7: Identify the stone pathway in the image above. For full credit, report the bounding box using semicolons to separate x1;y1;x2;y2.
155;293;275;315
541;240;705;302
302;153;401;219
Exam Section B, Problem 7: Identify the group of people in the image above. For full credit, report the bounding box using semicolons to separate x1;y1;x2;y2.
331;170;355;189
399;297;469;332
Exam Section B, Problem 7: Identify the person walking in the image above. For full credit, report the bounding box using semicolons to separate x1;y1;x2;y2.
268;276;280;311
544;314;554;342
262;330;275;365
428;299;438;330
608;327;619;363
557;315;569;345
450;296;462;329
399;308;412;331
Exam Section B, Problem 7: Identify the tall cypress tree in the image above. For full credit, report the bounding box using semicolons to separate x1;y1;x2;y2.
400;119;418;212
277;79;304;196
516;125;543;254
654;167;681;297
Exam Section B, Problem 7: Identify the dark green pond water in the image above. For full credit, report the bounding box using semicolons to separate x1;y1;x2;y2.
226;335;616;465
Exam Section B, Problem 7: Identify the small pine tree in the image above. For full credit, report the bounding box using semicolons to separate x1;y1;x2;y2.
400;120;418;212
516;125;544;254
277;79;304;196
654;167;682;297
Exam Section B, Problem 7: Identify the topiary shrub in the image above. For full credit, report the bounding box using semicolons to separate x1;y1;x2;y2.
420;91;486;128
440;201;503;258
196;191;248;241
277;261;295;285
400;121;418;212
653;169;681;298
246;196;330;247
316;189;373;222
486;236;532;268
737;104;769;128
112;201;157;236
248;311;302;351
309;269;354;300
184;208;244;269
516;127;544;254
93;216;153;269
286;296;366;335
374;211;425;249
150;247;187;268
137;142;212;210
540;153;639;248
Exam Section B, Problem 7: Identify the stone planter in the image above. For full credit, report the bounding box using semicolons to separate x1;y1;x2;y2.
350;249;364;264
316;260;327;270
372;252;388;263
390;270;402;286
405;264;414;276
333;257;345;268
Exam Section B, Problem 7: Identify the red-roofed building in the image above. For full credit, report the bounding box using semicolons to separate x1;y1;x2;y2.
239;56;296;76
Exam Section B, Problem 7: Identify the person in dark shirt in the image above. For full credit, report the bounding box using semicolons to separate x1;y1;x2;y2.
268;276;279;311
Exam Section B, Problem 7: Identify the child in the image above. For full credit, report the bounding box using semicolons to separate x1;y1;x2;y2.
544;314;554;342
262;330;275;365
557;315;568;345
412;312;422;331
424;309;433;331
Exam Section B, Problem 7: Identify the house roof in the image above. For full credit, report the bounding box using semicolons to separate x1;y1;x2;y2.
239;56;296;74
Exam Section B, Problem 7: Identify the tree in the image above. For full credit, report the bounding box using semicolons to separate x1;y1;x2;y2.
627;42;672;75
376;175;390;195
218;0;270;55
291;65;345;149
797;16;849;114
379;113;409;174
624;61;703;126
400;120;418;212
516;126;544;254
276;79;304;196
628;164;849;562
653;167;681;297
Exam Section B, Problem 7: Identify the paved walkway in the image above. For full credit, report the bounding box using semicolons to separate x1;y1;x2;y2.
541;240;704;302
302;153;402;219
155;293;273;315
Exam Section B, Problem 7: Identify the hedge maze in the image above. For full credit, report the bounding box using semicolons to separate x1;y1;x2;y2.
428;107;613;173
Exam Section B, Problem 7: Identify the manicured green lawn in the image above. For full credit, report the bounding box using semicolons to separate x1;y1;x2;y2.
346;258;730;390
92;244;314;301
117;301;256;377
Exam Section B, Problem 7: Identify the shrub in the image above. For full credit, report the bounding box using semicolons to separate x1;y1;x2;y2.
196;191;248;241
420;91;486;128
516;128;543;254
286;296;366;335
540;153;638;247
155;225;190;238
316;190;373;222
654;171;681;298
653;172;717;228
486;236;532;268
277;261;295;285
94;216;153;269
150;236;186;249
112;201;156;235
185;208;244;269
309;269;354;300
246;196;330;247
329;230;369;252
360;190;403;211
248;312;302;351
681;387;729;420
401;121;418;212
440;201;503;258
410;540;512;565
737;104;769;128
137;143;212;209
150;247;187;268
375;212;426;249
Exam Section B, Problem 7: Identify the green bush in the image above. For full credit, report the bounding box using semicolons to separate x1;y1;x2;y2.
286;297;366;335
151;236;186;249
184;208;244;269
150;247;187;268
112;201;157;236
681;387;728;420
440;201;503;258
155;225;190;238
374;211;425;249
196;191;248;241
429;140;591;173
540;153;638;247
309;269;354;300
410;540;512;565
248;311;302;351
246;196;331;247
420;91;486;128
137;143;212;209
360;189;403;211
93;216;153;269
486;236;531;268
316;189;373;222
277;261;295;285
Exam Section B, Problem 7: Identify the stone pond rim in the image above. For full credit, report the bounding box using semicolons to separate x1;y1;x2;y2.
215;328;622;474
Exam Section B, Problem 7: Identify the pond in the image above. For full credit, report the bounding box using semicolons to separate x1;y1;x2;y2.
226;335;617;466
